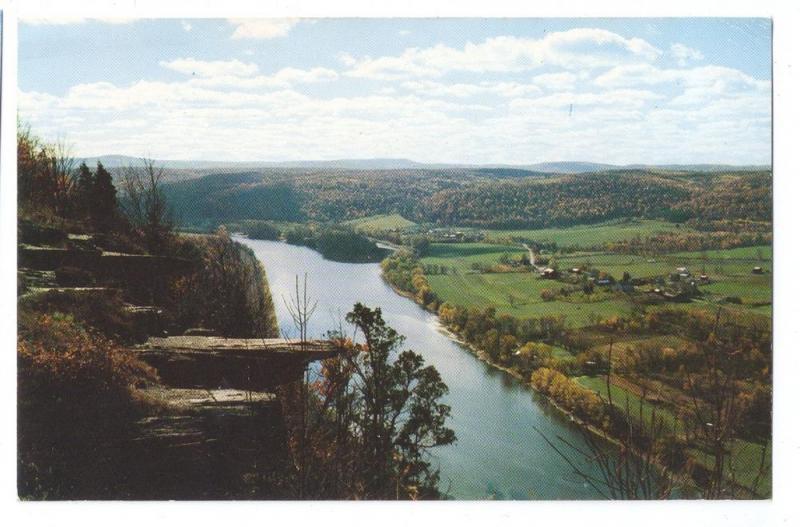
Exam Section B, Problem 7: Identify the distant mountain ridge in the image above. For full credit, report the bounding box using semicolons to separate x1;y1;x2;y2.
78;154;769;173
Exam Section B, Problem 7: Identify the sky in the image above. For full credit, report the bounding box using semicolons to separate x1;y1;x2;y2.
18;18;772;165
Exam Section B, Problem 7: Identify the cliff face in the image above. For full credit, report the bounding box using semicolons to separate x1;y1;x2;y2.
17;223;319;499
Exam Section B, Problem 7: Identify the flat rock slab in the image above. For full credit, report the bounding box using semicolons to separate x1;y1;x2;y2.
138;336;336;358
140;387;276;410
134;337;339;391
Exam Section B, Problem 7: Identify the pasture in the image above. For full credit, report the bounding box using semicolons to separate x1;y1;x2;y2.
343;213;417;232
420;240;772;325
481;219;692;248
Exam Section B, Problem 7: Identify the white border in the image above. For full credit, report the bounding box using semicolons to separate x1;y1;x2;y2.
1;1;798;526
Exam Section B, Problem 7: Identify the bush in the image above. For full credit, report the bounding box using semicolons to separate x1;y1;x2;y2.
19;289;143;343
18;313;157;498
18;313;156;404
531;367;605;424
540;289;557;302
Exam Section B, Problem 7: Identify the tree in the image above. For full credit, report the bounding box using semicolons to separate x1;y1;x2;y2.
310;304;455;499
73;162;95;220
18;127;75;219
48;139;77;219
92;162;118;228
175;228;275;337
120;158;172;253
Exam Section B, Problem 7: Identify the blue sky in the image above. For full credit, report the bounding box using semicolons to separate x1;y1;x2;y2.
19;18;772;164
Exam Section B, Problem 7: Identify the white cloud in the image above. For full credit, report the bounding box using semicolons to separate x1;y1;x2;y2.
594;63;770;93
21;17;137;25
181;21;193;32
16;28;770;165
530;72;579;91
670;43;704;66
21;17;88;25
345;28;662;79
228;18;299;40
401;80;542;99
189;67;339;90
160;58;259;78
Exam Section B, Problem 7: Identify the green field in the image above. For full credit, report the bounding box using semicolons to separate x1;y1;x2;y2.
558;246;771;280
420;240;772;325
421;243;528;272
573;375;683;432
343;213;417;232
557;246;772;315
482;219;692;248
691;439;772;497
426;269;632;325
575;375;771;496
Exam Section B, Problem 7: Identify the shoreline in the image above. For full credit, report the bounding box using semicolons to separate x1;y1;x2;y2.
382;270;769;499
382;277;613;443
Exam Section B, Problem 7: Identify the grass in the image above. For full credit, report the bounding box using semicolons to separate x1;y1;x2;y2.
576;375;771;497
420;239;771;326
690;439;772;497
421;242;528;273
557;246;772;280
573;375;684;432
426;272;632;326
557;246;772;316
481;219;692;248
343;213;417;233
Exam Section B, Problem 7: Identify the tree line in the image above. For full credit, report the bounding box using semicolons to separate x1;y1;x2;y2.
160;166;772;232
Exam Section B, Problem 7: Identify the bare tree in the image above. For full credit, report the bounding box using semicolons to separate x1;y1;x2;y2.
534;338;682;499
680;308;771;498
47;139;76;219
281;274;318;498
120;158;172;253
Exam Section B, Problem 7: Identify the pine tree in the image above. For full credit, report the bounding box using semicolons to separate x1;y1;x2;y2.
74;162;95;220
92;162;118;228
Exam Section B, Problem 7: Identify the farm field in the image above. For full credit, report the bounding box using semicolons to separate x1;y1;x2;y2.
481;219;692;248
573;375;683;432
343;213;417;233
557;246;772;280
574;374;771;496
691;439;772;497
421;242;528;272
420;241;772;326
426;272;633;325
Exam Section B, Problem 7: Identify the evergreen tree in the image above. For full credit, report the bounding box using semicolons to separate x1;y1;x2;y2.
92;162;118;228
74;162;95;220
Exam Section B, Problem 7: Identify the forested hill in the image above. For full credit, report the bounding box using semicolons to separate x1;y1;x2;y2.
163;168;772;230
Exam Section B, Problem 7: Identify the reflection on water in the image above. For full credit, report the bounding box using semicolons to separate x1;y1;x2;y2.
240;238;606;500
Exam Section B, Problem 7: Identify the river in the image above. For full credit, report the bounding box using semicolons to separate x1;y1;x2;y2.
239;237;605;500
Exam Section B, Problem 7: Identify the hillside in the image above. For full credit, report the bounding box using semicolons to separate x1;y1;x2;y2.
163;168;772;230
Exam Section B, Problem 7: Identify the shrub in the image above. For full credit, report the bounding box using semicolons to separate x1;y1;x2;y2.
540;288;557;302
531;367;605;424
19;289;143;343
18;313;156;405
18;313;157;498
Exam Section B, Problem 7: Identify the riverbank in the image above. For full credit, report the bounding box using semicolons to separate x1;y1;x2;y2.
383;278;615;447
243;238;612;499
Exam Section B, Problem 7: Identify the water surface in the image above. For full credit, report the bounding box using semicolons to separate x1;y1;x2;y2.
241;238;604;499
